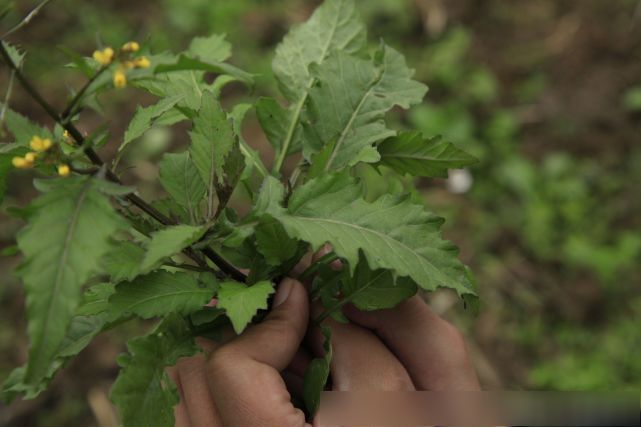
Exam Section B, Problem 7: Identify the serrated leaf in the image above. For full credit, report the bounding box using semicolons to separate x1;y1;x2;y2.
343;253;417;310
273;0;367;102
158;151;206;223
217;281;274;334
261;174;475;297
111;315;198;427
305;46;428;170
17;176;125;384
121;95;184;151
189;91;239;218
377;131;478;178
2;314;108;403
229;102;267;179
0;104;52;146
302;325;332;416
141;224;206;273
102;241;145;283
109;271;213;319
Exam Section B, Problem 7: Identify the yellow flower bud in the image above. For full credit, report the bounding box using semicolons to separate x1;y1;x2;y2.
57;164;71;177
24;152;37;163
122;60;135;70
12;156;32;169
121;41;140;53
93;47;114;66
113;69;127;89
30;135;52;152
133;56;151;69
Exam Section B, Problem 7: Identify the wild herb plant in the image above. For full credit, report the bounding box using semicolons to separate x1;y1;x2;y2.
0;0;478;424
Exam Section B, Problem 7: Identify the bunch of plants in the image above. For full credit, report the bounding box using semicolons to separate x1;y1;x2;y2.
0;0;478;424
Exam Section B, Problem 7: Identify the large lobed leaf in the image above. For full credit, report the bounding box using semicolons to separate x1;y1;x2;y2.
16;176;127;384
304;46;428;170
272;0;367;103
259;174;475;297
111;315;198;427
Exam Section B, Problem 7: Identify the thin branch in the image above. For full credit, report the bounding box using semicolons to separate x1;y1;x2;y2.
2;0;54;39
0;41;246;282
60;64;109;121
0;69;15;127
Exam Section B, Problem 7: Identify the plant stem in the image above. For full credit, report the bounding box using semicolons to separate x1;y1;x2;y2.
298;252;340;282
2;0;54;38
60;65;109;121
272;84;310;174
0;41;247;282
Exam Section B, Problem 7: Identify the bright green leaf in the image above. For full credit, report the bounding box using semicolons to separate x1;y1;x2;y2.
141;225;206;273
159;151;206;222
111;315;198;427
217;281;274;334
102;241;146;283
17;176;125;384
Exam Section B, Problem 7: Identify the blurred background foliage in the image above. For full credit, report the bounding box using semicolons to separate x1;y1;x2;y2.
1;0;640;425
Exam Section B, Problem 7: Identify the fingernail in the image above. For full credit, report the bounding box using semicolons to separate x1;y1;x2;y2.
273;278;295;307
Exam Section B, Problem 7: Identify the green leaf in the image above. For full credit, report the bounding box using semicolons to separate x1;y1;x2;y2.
188;33;231;62
377;132;478;178
255;97;301;158
189;91;237;218
0;104;52;146
109;271;214;319
111;315;198;427
76;283;116;317
263;174;475;297
343;253;417;310
158;151;206;222
255;218;299;266
121;95;184;150
2;314;109;403
305;46;428;170
141;224;206;273
302;325;332;416
17;176;125;384
0;145;27;204
102;241;146;283
273;0;367;102
217;281;274;334
155;55;254;88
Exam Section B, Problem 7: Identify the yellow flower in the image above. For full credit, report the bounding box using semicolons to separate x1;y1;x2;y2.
121;41;140;53
122;60;135;70
30;135;53;152
93;47;115;66
24;152;37;163
113;68;127;89
12;156;33;169
57;164;71;177
133;56;151;69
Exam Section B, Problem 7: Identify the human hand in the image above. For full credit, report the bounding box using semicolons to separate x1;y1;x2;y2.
169;276;479;426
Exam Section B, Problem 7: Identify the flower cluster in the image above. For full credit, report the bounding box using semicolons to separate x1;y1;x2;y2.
12;135;70;177
92;41;151;89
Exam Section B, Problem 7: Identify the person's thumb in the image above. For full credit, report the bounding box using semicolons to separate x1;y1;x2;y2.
221;278;309;369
